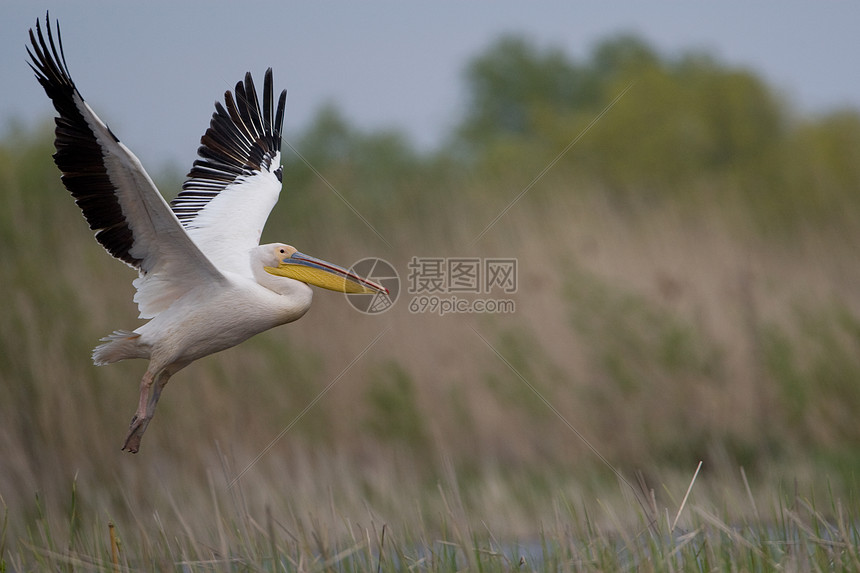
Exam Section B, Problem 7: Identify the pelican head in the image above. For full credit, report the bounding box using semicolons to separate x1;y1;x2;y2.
263;244;388;295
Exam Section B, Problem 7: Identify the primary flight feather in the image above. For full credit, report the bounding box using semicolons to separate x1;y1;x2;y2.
27;15;388;453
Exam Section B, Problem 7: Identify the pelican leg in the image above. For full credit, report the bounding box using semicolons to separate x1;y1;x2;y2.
146;371;171;419
122;369;170;453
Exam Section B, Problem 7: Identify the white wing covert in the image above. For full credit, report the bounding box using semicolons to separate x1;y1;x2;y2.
170;70;287;278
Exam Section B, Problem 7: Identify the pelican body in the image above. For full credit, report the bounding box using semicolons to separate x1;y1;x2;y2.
28;16;387;453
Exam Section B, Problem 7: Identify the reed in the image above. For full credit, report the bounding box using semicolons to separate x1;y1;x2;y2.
4;44;860;565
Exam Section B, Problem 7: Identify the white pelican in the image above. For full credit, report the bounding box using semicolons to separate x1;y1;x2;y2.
28;16;388;453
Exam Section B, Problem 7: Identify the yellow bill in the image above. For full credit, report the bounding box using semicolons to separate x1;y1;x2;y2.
265;251;388;295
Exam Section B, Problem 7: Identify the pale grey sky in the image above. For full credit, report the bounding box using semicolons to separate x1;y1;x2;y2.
4;2;859;172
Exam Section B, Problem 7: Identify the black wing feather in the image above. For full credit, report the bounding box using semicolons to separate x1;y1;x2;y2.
172;69;286;228
27;14;142;268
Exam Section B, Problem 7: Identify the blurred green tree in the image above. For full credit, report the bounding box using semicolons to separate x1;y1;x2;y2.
455;34;804;202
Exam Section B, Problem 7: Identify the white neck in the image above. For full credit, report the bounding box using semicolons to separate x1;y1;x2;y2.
249;249;315;321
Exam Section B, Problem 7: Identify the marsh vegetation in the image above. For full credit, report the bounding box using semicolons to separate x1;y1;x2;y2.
3;34;860;570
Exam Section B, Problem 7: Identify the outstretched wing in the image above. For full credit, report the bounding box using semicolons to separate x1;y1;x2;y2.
28;15;225;319
170;69;287;277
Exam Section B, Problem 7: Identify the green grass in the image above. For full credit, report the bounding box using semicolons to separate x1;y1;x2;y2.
5;469;860;571
5;131;860;568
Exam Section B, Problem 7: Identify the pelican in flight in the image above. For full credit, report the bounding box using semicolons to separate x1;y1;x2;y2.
28;16;388;453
